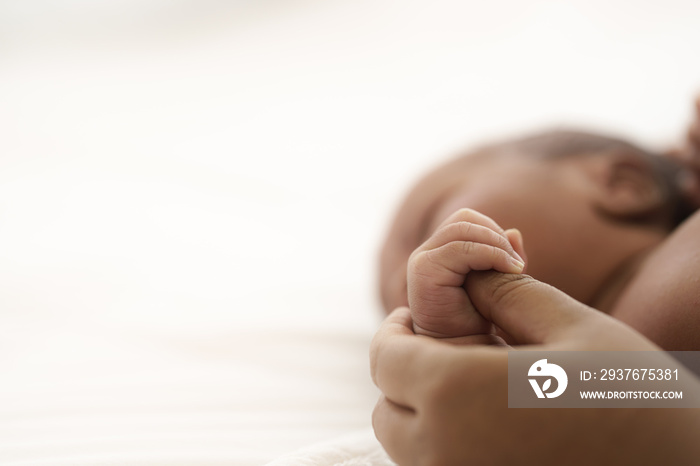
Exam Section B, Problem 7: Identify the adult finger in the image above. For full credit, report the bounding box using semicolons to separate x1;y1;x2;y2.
464;271;597;345
440;333;509;346
370;307;445;406
372;395;416;465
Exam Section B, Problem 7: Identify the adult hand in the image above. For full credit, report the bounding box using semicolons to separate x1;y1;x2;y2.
370;272;700;465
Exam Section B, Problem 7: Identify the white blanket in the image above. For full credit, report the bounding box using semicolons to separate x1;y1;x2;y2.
266;429;394;466
0;315;385;465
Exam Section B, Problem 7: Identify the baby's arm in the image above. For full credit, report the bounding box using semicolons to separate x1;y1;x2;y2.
611;209;700;350
407;208;526;339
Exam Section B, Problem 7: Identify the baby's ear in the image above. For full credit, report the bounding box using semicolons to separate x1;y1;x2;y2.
594;151;666;224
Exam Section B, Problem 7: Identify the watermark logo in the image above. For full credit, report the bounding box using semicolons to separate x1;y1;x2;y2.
509;351;700;408
528;358;568;399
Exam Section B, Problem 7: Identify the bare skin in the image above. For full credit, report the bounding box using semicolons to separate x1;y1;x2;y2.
380;148;672;315
407;208;526;338
611;207;700;350
371;273;700;466
380;114;700;349
370;99;700;464
407;204;700;348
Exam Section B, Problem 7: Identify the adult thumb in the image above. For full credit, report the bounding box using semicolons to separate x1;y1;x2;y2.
464;271;597;345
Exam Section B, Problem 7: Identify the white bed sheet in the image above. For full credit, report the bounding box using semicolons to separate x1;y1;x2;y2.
0;304;382;465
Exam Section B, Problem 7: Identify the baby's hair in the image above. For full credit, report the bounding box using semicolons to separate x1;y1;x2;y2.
497;130;696;228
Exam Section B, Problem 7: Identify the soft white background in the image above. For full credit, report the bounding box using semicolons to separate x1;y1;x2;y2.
1;1;699;464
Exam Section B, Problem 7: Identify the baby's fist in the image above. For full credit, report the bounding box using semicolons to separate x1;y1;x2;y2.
408;208;526;339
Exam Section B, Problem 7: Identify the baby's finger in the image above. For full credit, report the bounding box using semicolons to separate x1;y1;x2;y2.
505;228;527;271
415;221;524;264
410;241;524;287
434;208;507;238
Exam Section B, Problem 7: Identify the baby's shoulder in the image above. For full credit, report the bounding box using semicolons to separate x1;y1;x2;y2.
611;211;700;350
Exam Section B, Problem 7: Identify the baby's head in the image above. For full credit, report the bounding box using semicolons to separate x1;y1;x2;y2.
379;130;696;313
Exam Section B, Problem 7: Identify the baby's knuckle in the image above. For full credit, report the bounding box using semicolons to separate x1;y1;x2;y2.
456;221;473;238
489;244;502;261
434;222;456;240
495;230;512;249
408;248;420;265
423;249;440;267
407;252;421;273
460;241;475;256
451;207;477;221
408;250;434;275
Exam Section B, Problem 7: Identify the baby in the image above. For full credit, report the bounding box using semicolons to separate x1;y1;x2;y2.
379;101;700;348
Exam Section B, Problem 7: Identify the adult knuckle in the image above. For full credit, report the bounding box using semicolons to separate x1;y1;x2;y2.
369;332;394;385
421;358;459;408
369;339;383;383
422;380;453;411
487;273;540;309
370;397;383;430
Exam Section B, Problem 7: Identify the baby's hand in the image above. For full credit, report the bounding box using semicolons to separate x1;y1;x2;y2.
407;208;526;339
